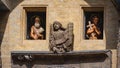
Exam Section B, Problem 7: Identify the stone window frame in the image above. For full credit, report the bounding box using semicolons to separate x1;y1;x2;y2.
80;6;106;41
21;4;49;44
83;7;104;40
79;4;107;49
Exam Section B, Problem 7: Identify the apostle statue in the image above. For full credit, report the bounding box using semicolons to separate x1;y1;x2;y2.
30;16;44;40
86;15;102;40
49;21;74;53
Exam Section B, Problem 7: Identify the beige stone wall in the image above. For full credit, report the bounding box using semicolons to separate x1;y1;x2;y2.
1;0;119;68
112;49;117;68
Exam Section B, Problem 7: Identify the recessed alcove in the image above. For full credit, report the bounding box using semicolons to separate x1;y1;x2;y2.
23;7;46;40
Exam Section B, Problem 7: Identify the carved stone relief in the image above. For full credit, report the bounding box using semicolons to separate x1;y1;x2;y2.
49;21;74;53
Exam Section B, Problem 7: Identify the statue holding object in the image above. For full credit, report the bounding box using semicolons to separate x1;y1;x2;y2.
49;21;74;53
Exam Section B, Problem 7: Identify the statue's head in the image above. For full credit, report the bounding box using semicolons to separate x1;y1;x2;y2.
34;16;41;28
91;15;99;25
53;21;62;30
35;16;40;23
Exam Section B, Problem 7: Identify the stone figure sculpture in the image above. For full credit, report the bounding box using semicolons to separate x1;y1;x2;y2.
30;16;44;40
86;15;101;40
49;21;74;53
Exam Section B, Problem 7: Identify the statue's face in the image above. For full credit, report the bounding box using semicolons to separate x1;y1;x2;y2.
35;17;40;23
34;17;41;28
92;17;99;25
54;23;61;30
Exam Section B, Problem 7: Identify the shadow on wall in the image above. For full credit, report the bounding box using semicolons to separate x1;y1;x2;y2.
0;11;10;44
0;0;23;67
84;0;119;49
0;0;24;42
1;0;23;11
0;10;10;68
112;0;120;11
0;0;24;44
105;5;120;49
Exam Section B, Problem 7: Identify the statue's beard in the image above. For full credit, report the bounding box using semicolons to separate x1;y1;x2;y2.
34;23;40;28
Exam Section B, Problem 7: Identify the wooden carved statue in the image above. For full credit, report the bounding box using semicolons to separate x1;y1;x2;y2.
49;21;74;53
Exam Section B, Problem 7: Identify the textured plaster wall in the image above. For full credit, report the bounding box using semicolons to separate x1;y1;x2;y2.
0;0;119;68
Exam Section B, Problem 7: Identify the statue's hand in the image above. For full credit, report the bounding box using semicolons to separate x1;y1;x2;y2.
87;28;94;34
33;35;38;40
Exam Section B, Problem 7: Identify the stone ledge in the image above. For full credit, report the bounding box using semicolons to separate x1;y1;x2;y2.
11;50;112;68
11;50;111;55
